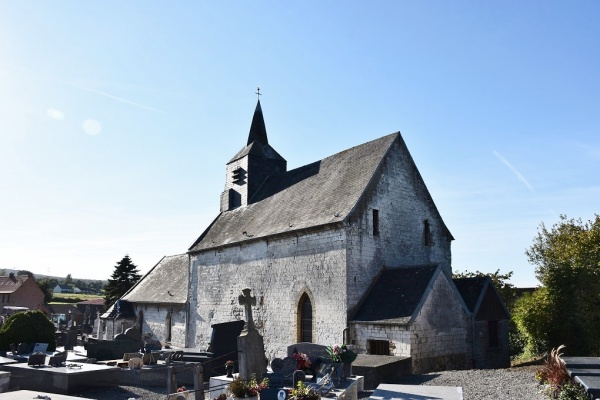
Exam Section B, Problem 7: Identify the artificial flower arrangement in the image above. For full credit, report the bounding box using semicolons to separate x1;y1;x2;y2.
292;351;312;370
289;381;320;400
326;344;357;364
228;374;269;398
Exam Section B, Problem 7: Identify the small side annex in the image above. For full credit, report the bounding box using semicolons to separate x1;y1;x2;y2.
350;266;472;373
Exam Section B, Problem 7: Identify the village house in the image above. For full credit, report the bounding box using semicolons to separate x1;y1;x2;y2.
0;273;46;315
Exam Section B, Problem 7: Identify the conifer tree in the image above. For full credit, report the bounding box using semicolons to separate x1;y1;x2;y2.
103;254;141;309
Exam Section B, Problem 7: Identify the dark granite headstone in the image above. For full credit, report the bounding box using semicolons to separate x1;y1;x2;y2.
280;357;297;383
271;358;283;373
262;372;284;388
260;388;288;400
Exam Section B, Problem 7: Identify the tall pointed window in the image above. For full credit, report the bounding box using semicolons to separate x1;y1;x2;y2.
165;312;172;343
299;293;313;343
137;310;144;334
373;209;380;236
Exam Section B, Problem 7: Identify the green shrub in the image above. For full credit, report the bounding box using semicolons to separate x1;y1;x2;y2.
557;381;588;400
0;310;56;351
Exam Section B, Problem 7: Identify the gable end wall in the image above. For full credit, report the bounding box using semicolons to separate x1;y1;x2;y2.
346;139;452;313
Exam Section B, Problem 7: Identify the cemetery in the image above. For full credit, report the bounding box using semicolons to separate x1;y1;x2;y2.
0;287;501;400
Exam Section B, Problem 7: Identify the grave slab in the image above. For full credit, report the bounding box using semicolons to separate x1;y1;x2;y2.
0;390;93;400
575;375;600;398
370;383;463;400
567;368;600;378
3;361;119;395
562;357;600;369
208;374;364;400
0;356;17;366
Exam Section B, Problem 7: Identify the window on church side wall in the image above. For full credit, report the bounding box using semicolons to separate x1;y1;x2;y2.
165;313;172;343
299;294;313;343
369;339;390;355
423;220;431;246
373;209;379;236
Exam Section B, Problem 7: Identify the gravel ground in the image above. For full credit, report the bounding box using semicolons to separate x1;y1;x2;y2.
72;366;546;400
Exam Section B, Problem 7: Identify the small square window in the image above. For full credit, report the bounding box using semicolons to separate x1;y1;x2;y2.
369;339;389;355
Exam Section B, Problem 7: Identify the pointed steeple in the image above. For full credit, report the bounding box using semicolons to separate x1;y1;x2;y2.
220;97;287;212
247;100;268;145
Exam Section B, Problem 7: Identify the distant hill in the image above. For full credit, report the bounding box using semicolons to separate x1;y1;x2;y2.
0;269;106;294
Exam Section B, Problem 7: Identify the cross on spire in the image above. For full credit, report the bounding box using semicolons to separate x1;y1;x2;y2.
255;87;261;101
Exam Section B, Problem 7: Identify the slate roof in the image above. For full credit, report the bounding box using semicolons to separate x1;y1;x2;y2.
190;133;398;252
452;277;489;313
0;275;30;294
48;303;82;315
100;300;137;319
352;265;439;324
121;254;188;304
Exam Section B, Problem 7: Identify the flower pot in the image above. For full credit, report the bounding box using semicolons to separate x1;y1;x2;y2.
226;365;234;378
342;362;352;380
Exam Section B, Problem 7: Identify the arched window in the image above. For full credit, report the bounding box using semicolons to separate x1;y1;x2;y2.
137;310;144;334
299;293;313;343
165;313;172;343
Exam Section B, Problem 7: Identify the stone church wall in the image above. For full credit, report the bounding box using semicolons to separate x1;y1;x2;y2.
133;304;187;348
346;138;453;314
472;319;510;369
409;272;471;373
349;322;412;356
188;225;348;360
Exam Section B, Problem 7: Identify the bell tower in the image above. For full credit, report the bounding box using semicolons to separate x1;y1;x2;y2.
220;99;286;211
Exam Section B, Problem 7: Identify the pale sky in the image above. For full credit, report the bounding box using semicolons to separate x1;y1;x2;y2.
1;2;598;287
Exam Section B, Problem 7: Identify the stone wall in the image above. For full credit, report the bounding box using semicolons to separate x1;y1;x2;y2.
188;225;348;360
409;271;471;373
349;272;470;374
133;304;187;348
345;138;453;314
472;319;510;369
349;322;412;356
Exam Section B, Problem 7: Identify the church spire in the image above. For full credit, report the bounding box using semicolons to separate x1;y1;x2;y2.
247;99;268;145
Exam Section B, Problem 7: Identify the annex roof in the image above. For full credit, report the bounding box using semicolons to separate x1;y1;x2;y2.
190;132;399;252
452;277;488;313
121;254;188;304
352;265;439;324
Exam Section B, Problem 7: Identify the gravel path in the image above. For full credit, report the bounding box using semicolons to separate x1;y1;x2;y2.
382;365;546;400
72;366;546;400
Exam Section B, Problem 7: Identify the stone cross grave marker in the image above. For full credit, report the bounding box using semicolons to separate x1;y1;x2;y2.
238;288;256;331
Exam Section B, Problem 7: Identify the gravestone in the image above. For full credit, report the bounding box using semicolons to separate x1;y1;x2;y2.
262;372;284;389
270;358;283;373
280;357;297;384
236;288;267;380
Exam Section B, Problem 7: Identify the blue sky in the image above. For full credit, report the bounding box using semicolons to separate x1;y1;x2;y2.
1;2;598;287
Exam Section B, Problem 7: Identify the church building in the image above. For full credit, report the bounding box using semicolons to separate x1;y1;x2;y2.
184;100;474;373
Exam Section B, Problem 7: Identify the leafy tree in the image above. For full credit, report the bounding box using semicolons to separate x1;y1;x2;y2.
103;254;141;309
64;273;73;285
0;310;56;351
518;214;600;356
17;270;33;277
36;278;54;303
